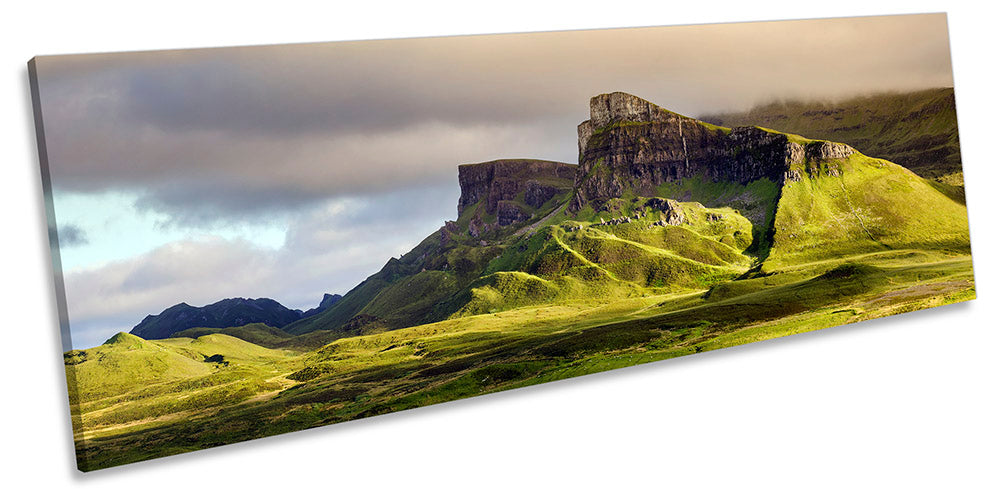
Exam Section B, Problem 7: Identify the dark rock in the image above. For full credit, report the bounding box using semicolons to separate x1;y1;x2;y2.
644;197;685;225
468;214;487;238
438;221;459;248
783;170;803;183
457;159;576;217
524;180;561;209
568;92;856;212
497;201;530;226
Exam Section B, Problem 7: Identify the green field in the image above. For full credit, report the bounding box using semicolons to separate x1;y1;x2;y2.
69;249;972;471
64;92;974;471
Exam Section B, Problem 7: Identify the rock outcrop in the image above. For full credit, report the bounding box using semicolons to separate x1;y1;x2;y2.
497;201;530;226
456;159;576;235
645;198;686;226
569;92;856;212
457;159;576;217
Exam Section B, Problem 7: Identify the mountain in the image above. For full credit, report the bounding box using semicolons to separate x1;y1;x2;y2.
281;158;580;335
701;88;963;186
571;92;970;270
130;295;339;340
285;92;970;338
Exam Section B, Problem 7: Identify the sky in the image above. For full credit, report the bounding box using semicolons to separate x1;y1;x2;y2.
33;13;955;350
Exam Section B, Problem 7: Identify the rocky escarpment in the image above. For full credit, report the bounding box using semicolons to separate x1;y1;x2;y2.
457;159;576;230
569;92;855;212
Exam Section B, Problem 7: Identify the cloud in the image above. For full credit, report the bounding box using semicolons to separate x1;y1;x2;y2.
52;223;88;247
34;14;953;227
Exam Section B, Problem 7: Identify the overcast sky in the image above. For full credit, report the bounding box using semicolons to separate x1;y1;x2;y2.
34;13;954;350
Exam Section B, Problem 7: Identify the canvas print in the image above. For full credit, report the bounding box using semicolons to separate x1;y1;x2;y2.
30;13;974;471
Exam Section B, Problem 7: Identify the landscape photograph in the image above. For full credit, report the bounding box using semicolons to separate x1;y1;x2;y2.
29;13;974;471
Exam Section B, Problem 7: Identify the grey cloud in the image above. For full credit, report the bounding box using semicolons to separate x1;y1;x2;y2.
35;14;953;227
52;223;88;247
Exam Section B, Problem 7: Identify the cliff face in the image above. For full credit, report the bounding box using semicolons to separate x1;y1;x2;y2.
457;159;576;226
569;92;854;212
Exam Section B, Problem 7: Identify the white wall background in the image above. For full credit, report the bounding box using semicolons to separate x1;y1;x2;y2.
1;1;998;493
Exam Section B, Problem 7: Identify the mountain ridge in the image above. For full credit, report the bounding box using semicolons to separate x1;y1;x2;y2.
701;87;963;185
130;293;342;340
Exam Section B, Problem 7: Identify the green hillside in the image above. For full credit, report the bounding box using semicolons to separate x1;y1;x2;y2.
171;323;295;348
766;153;970;270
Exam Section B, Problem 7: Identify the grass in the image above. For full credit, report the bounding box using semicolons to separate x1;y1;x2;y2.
171;323;295;348
655;177;781;258
66;242;974;471
766;153;970;270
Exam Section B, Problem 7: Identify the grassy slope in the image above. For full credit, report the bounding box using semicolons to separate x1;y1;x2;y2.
654;178;780;258
283;191;756;338
171;323;295;348
68;248;973;471
765;153;970;270
68;173;975;470
703;88;964;185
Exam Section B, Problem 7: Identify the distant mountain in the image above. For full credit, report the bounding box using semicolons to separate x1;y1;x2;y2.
701;88;963;186
129;294;341;340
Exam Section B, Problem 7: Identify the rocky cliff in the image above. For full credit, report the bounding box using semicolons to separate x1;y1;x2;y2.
457;159;576;215
569;92;855;212
457;159;576;230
